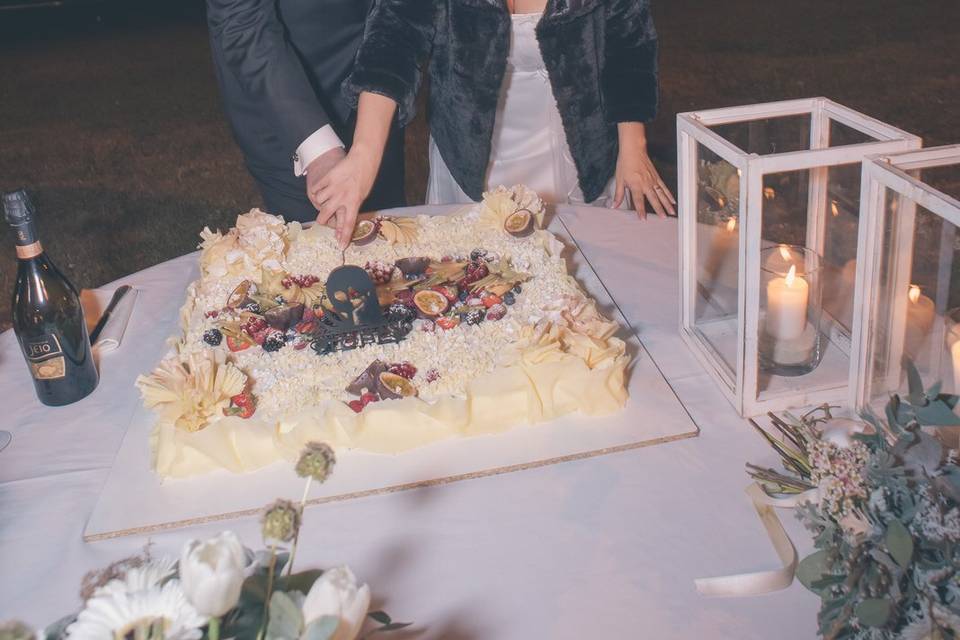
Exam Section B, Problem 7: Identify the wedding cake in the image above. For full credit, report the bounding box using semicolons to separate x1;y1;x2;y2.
137;186;629;478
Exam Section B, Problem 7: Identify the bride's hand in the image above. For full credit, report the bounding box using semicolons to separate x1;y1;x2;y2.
311;144;379;248
613;122;676;219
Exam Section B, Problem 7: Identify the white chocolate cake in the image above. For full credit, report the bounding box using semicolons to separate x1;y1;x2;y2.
136;186;629;478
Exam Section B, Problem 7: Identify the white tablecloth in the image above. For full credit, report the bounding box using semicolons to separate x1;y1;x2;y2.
0;205;819;638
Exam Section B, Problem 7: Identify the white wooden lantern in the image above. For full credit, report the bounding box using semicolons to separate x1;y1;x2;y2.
677;98;920;417
852;145;960;415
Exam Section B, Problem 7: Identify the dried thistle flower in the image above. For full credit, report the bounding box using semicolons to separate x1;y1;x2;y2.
78;553;148;601
295;442;336;483
0;621;35;640
261;499;300;544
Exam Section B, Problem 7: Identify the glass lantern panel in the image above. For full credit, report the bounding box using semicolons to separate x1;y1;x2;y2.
920;164;960;202
710;115;811;155
693;143;741;379
865;190;960;413
754;166;856;400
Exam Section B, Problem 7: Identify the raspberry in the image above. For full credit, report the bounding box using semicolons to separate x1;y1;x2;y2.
360;391;380;405
364;260;395;285
262;330;286;352
242;316;269;336
502;291;516;305
203;328;223;346
283;274;321;288
204;309;220;319
425;369;441;383
388;362;417;380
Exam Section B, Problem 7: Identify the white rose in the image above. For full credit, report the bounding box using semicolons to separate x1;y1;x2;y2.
301;566;371;640
179;531;247;617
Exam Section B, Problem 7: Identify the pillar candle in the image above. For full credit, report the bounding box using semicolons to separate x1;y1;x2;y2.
904;285;935;359
766;264;809;341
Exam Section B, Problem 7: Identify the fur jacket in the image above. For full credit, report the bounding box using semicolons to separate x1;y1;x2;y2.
344;0;659;202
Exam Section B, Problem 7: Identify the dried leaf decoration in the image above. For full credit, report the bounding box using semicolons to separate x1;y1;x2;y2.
375;216;419;244
136;350;247;432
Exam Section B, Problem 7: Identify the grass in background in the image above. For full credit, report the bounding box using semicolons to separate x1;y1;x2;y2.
0;0;958;330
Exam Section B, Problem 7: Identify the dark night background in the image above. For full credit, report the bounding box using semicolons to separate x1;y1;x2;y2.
0;0;958;329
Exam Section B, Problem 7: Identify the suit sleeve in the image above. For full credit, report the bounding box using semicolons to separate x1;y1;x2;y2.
342;0;436;126
601;0;659;124
207;0;331;160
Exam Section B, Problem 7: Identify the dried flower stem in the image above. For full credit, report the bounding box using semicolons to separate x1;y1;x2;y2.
285;476;313;578
258;543;279;640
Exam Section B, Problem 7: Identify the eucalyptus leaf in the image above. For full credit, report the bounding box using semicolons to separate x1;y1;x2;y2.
43;614;76;640
855;598;892;627
280;569;324;596
885;519;914;569
904;359;925;404
797;549;830;592
302;616;339;640
901;431;944;474
926;381;943;400
368;611;392;625
915;401;960;427
266;591;304;640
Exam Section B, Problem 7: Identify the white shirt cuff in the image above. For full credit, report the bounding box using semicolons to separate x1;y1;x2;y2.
293;125;344;176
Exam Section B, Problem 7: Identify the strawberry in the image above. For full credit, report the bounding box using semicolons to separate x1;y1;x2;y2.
223;392;256;419
348;399;365;413
482;294;502;308
360;391;380;406
226;335;252;352
436;316;460;331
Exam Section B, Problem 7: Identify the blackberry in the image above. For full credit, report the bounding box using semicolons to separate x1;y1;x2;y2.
458;289;469;302
390;320;413;337
502;291;516;306
263;331;286;352
203;328;223;346
387;302;417;324
470;248;487;261
312;337;334;355
240;300;262;314
512;284;522;294
465;308;485;325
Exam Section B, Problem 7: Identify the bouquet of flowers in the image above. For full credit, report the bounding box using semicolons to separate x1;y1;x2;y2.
1;442;410;640
747;365;960;639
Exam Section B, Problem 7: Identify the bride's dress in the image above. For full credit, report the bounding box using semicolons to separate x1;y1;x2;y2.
426;12;625;207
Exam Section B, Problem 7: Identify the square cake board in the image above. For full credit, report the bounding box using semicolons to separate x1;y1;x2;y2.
84;212;699;542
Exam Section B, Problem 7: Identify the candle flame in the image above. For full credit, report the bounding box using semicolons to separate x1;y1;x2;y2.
908;284;921;304
785;264;797;287
726;217;737;232
778;245;792;260
763;187;776;200
831;201;840;217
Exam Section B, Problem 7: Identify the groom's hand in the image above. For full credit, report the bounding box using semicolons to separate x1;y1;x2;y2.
306;147;347;211
313;144;379;249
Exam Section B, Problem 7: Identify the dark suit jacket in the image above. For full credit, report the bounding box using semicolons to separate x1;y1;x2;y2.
207;0;373;173
344;0;659;202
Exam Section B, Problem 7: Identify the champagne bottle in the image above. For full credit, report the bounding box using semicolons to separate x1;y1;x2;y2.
4;190;99;406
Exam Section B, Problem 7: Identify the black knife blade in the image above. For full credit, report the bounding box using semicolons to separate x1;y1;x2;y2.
89;285;132;345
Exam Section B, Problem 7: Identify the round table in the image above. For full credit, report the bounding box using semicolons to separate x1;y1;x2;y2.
0;205;819;638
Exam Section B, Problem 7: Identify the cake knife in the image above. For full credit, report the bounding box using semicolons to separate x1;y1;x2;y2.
89;285;132;345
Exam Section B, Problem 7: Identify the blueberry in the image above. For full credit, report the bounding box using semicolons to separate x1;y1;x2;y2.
203;328;223;346
263;332;285;352
502;291;516;306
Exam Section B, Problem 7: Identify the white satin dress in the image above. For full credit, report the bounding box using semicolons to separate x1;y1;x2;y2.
426;12;626;208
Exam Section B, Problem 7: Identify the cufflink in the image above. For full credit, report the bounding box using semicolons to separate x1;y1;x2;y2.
292;152;300;163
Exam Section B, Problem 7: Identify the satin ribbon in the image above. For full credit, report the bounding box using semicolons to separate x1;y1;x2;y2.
695;482;818;597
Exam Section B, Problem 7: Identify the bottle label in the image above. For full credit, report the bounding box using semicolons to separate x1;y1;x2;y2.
24;335;66;380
